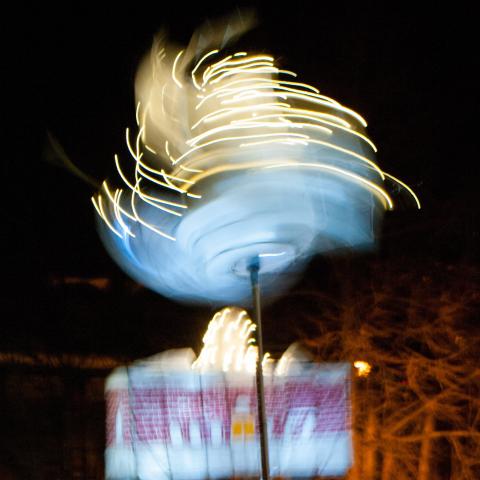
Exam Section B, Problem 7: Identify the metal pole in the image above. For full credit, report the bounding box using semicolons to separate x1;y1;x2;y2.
249;257;270;480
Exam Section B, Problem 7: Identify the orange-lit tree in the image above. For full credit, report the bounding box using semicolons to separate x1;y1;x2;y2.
299;260;480;480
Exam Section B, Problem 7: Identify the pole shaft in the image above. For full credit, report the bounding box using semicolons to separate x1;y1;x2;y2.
249;260;270;480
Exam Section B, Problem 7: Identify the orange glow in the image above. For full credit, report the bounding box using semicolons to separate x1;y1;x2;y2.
354;360;372;377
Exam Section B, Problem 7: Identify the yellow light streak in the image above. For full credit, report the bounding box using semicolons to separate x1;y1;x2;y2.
135;102;141;126
135;126;143;159
203;54;233;78
172;50;184;89
186;121;330;147
191;102;292;129
114;154;187;209
97;195;123;238
102;181;136;223
212;77;320;95
112;189;136;238
191;49;219;90
137;165;186;194
125;128;198;198
264;162;393;209
201;54;274;84
277;108;351;128
220;91;290;104
91;195;103;219
161;84;167;115
240;113;375;151
208;66;281;86
96;38;419;245
179;165;203;173
164;140;177;164
384;172;421;209
133;177;183;217
214;83;339;107
277;69;298;78
175;159;392;209
304;138;384;179
130;184;176;241
144;144;157;154
213;88;366;127
140;101;150;143
239;138;309;148
171;132;311;165
177;125;382;180
203;56;275;84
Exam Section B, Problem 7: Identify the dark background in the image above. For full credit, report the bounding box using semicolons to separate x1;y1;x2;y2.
1;3;478;477
5;3;477;356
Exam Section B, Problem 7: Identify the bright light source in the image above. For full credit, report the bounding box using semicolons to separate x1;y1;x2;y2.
192;306;269;373
354;360;372;377
93;17;419;305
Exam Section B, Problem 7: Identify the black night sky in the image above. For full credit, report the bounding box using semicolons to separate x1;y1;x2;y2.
1;4;479;479
4;3;478;357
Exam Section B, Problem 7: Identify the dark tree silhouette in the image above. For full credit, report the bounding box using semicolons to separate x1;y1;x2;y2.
300;259;480;480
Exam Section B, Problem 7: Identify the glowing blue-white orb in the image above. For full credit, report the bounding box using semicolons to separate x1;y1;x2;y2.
93;20;418;304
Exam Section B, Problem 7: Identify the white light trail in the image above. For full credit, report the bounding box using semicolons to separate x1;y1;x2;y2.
93;20;419;304
192;307;268;374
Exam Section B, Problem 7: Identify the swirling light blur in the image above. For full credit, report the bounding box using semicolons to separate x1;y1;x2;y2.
192;306;271;374
93;20;419;304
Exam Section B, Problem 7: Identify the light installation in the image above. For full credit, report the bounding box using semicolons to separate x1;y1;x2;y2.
92;20;419;305
105;307;352;480
93;17;419;480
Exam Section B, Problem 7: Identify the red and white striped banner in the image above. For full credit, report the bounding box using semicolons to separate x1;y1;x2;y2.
105;352;351;479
